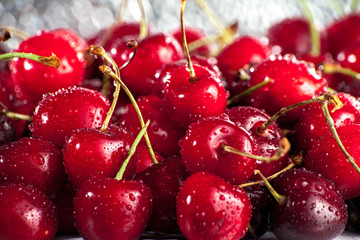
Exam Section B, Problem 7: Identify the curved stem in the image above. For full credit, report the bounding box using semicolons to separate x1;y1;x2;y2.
0;25;29;40
322;63;360;80
137;0;148;40
99;65;158;164
254;170;286;205
116;0;128;23
181;0;196;79
115;120;150;180
0;52;60;68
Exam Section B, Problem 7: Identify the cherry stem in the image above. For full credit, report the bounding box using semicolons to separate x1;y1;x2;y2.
257;92;339;134
352;0;359;12
0;101;32;121
222;137;291;164
137;0;148;40
0;25;29;40
99;65;158;164
181;0;196;79
115;119;150;180
195;0;233;45
0;52;60;68
322;63;360;80
320;102;360;175
297;0;320;56
116;0;128;23
247;224;259;240
227;77;271;106
254;170;286;205
0;31;11;42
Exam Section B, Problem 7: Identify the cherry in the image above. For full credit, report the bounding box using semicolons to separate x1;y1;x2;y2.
247;54;328;125
73;176;153;240
171;27;212;56
0;183;58;240
226;106;290;179
133;144;163;174
62;125;134;189
119;95;186;157
269;168;347;240
294;92;360;153
177;171;252;240
10;29;87;104
179;115;255;185
0;115;15;145
8;98;36;138
29;86;110;147
0;137;66;197
306;124;360;200
216;36;270;96
136;156;190;233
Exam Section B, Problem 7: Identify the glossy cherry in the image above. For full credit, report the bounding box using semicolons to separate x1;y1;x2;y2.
270;168;347;240
306;124;360;200
30;86;110;147
0;183;58;240
62;125;134;189
179;114;255;184
133;144;163;174
177;171;252;240
0;137;66;197
73;176;153;240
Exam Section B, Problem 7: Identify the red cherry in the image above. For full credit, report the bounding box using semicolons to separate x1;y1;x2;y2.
270;168;347;240
120;95;186;157
30;86;110;147
73;176;153;240
0;137;66;197
62;125;134;189
10;30;87;104
9;98;36;138
0;115;16;146
177;171;252;240
109;33;184;96
171;27;212;56
179;115;255;184
247;54;328;125
133;144;163;174
216;36;270;95
306;124;360;200
0;183;58;240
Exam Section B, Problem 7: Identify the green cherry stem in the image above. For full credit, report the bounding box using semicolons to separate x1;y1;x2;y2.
137;0;148;40
181;0;196;79
254;170;286;205
0;25;29;40
322;63;360;80
115;120;150;180
320;102;360;175
352;0;359;12
99;65;158;164
0;101;32;121
0;52;60;68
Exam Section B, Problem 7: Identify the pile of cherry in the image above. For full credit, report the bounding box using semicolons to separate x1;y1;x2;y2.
3;1;360;239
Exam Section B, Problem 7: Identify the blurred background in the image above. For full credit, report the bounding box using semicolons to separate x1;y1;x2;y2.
0;0;352;49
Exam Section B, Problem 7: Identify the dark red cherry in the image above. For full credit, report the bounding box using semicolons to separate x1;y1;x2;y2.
226;106;290;179
306;124;360;200
163;63;228;127
0;115;16;146
216;36;270;95
73;176;153;240
177;171;252;240
136;156;189;233
9;98;36;138
0;137;66;197
270;168;347;240
109;33;184;97
62;125;134;189
248;54;327;125
30;86;110;147
120;95;186;157
171;27;212;56
179;115;255;184
0;183;58;240
133;144;163;174
10;30;87;104
295;92;360;153
0;72;13;110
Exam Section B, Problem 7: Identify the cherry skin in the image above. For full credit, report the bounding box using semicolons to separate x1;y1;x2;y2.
73;176;153;240
109;33;184;97
162;63;228;128
247;54;328;125
179;114;255;185
171;27;212;56
0;183;58;240
306;124;360;200
10;29;87;104
294;92;360;153
0;137;66;197
119;95;186;157
133;144;163;174
62;125;134;189
216;36;270;96
176;171;252;240
30;86;110;147
226;106;290;179
270;168;347;240
0;115;16;146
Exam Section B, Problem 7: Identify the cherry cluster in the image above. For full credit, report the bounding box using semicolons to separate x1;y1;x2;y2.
1;1;360;240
